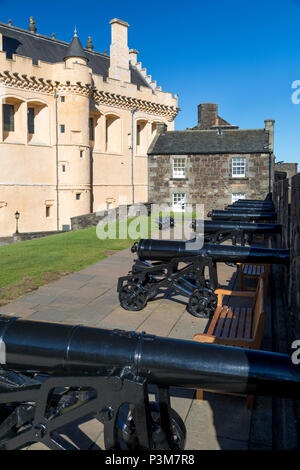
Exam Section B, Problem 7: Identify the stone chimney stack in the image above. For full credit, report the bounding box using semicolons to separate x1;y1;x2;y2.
264;119;275;153
197;103;218;130
108;18;130;83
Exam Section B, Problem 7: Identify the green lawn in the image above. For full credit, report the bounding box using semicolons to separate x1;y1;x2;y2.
0;218;154;305
0;213;190;306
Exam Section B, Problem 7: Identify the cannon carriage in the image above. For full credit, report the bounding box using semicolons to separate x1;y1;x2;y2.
117;239;289;318
0;315;300;450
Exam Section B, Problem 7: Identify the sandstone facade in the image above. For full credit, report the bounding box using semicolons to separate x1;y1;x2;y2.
0;18;178;236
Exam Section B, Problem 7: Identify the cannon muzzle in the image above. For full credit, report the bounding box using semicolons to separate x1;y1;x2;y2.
0;315;299;400
134;239;289;263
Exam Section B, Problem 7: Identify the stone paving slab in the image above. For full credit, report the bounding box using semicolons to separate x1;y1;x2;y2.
0;244;261;451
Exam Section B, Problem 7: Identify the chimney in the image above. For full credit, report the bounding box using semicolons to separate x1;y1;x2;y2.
156;123;168;135
129;49;138;66
264;119;275;153
108;18;130;83
197;103;218;130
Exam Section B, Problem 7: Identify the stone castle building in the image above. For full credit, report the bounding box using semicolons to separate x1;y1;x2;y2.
148;103;275;213
0;17;178;236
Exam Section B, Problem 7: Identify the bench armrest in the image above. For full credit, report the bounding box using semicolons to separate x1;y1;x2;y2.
215;289;256;306
193;333;216;343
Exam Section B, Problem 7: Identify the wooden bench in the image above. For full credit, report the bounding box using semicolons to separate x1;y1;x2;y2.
237;238;271;296
193;275;265;409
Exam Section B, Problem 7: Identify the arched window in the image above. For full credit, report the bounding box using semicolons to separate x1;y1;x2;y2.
105;114;121;153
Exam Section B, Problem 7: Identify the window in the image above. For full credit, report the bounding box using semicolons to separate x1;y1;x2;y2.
89;117;94;141
62;164;66;173
232;193;246;203
136;124;141;146
80;150;84;158
172;193;186;212
61;96;65;102
27;107;35;134
3;104;14;132
76;193;81;200
60;124;65;133
46;206;51;218
232;157;246;177
172;158;186;178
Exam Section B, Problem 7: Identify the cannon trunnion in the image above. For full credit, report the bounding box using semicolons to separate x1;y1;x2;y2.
0;315;300;450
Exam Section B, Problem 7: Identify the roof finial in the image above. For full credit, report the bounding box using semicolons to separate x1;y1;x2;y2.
29;16;37;34
74;26;78;37
86;36;94;51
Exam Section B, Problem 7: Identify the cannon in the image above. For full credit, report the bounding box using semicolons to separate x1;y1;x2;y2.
0;314;300;450
208;210;277;221
191;220;282;245
232;202;274;208
225;204;275;212
117;239;289;317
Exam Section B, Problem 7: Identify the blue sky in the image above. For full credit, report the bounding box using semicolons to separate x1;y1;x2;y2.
1;0;300;165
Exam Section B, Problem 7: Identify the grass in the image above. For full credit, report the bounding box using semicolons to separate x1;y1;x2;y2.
0;212;193;306
0;219;147;306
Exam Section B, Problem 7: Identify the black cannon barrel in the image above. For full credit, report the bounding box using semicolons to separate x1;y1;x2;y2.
0;315;299;400
208;210;277;221
226;205;275;212
195;220;282;234
133;239;289;263
232;202;274;208
235;199;273;203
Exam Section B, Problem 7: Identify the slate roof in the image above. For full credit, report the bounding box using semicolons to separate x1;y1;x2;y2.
0;23;150;89
148;129;271;155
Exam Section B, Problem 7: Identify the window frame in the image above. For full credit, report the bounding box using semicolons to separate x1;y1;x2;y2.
3;103;15;132
172;192;186;212
232;157;246;178
172;158;186;179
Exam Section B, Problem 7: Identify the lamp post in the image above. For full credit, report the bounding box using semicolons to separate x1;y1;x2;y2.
15;211;20;234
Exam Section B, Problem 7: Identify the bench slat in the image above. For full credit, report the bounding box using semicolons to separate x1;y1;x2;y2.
214;307;229;337
220;309;234;338
229;307;240;338
236;307;246;338
244;308;253;339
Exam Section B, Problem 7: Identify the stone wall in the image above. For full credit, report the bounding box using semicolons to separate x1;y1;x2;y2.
71;203;152;231
148;153;271;214
273;173;300;330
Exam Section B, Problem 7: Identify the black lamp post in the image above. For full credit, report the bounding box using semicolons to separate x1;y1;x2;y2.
15;211;20;234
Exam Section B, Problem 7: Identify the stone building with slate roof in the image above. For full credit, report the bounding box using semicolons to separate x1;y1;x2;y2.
0;17;178;236
148;103;275;213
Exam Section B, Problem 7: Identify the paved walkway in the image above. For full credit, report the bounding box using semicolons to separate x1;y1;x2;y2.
0;245;270;450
